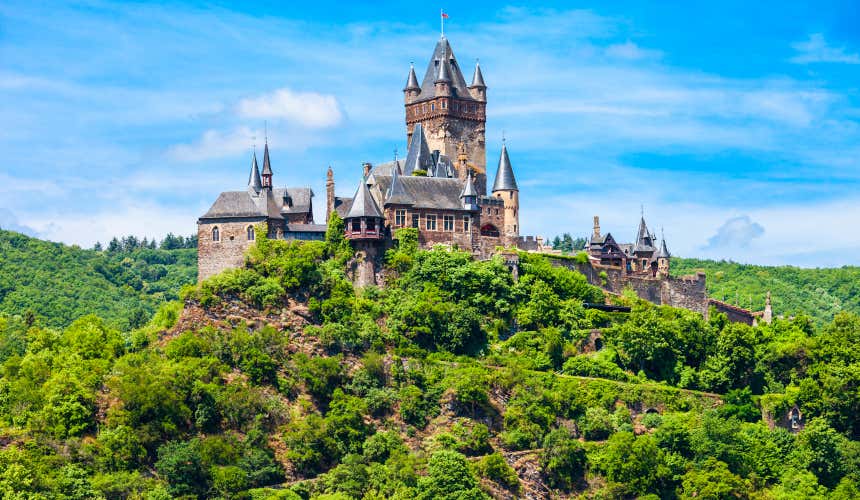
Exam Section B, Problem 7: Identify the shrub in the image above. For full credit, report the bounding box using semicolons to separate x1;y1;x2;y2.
476;453;519;491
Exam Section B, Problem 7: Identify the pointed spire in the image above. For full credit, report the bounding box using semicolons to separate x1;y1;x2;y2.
248;151;262;194
385;160;413;205
460;168;478;198
655;237;670;259
261;140;273;189
470;60;486;88
633;216;655;252
346;175;384;219
436;57;451;83
492;142;518;192
404;64;420;91
403;123;433;175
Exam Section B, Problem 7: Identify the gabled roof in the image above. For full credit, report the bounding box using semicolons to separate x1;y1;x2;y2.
417;37;475;102
200;191;268;220
273;187;313;215
372;175;468;211
345;177;384;219
403;123;434;175
248;152;262;194
470;61;486;88
385;161;413;205
492;143;518;191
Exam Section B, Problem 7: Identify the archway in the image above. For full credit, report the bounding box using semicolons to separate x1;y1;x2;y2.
480;224;500;237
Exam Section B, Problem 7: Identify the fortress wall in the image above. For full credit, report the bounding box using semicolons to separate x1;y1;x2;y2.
709;299;756;325
546;256;709;316
197;219;263;282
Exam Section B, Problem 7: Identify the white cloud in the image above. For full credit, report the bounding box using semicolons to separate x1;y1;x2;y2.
0;208;39;236
705;216;765;249
236;87;343;127
791;33;860;64
605;41;662;61
168;126;258;162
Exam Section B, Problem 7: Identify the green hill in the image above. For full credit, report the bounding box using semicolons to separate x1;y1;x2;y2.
672;257;860;323
0;224;857;499
0;229;196;329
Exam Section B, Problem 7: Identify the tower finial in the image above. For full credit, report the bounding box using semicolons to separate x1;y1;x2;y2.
440;9;448;37
502;130;506;144
393;146;398;162
264;120;268;144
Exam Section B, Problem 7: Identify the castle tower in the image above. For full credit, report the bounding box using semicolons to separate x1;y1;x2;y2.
492;141;519;246
326;166;335;222
593;216;601;239
404;36;487;194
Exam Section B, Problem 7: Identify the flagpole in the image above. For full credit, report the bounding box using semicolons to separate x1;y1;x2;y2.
440;8;444;37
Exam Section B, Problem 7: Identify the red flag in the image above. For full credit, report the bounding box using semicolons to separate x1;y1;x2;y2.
441;11;449;19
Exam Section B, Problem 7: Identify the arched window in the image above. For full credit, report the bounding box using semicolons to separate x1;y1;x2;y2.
480;224;500;237
247;226;255;241
212;227;220;242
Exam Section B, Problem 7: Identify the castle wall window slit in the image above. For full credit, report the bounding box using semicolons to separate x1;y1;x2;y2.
212;227;220;242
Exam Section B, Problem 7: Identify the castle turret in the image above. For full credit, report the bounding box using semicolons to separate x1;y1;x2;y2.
403;64;421;104
261;142;273;190
468;60;486;102
654;233;671;278
460;168;479;211
344;175;384;241
492;141;519;245
434;47;452;98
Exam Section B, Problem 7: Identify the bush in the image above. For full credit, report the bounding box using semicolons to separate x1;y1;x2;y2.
476;453;519;491
541;428;586;490
581;407;614;441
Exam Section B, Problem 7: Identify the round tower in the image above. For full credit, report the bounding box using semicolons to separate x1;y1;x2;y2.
492;142;519;246
403;64;421;104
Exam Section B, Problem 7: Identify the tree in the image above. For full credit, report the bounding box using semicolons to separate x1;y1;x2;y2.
155;439;209;498
416;450;487;500
541;428;586;490
679;458;748;500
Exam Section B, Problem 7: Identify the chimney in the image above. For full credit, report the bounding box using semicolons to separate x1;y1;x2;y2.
763;291;773;324
326;166;335;223
593;216;601;238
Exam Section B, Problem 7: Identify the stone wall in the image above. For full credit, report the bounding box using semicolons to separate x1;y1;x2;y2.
708;299;756;325
545;256;710;317
197;217;265;281
406;109;487;193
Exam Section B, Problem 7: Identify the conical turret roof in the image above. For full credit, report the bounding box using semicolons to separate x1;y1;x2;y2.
345;176;383;219
654;238;670;258
492;143;518;192
248;152;262;194
470;61;486;88
404;64;420;91
262;142;273;177
460;169;478;198
633;217;656;252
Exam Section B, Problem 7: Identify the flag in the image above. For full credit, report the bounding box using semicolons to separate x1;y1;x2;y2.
441;11;449;19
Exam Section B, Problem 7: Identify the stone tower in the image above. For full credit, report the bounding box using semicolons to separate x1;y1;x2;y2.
403;36;487;194
655;236;671;278
325;166;335;222
492;142;519;246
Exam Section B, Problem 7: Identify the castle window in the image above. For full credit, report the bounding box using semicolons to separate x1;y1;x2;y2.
366;219;376;233
412;214;419;228
463;215;471;232
426;214;437;231
247;226;255;241
441;100;447;109
495;208;499;215
443;215;454;231
509;192;513;199
351;220;361;233
212;227;220;242
395;209;406;226
430;103;435;111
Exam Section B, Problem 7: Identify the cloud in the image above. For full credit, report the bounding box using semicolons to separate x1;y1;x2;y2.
604;41;662;61
167;126;258;162
236;88;343;127
705;216;765;249
0;208;39;236
790;33;860;64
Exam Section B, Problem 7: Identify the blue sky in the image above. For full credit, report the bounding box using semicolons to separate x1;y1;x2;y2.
1;1;859;266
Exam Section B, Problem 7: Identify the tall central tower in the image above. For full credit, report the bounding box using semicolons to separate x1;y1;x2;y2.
403;36;487;194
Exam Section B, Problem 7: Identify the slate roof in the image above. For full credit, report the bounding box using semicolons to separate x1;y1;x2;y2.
200;189;284;220
345;177;384;219
285;223;327;233
262;143;273;176
633;217;656;253
404;64;420;91
654;238;671;259
274;187;313;215
417;37;476;102
372;175;468;211
460;170;478;198
385;161;413;205
403;123;434;175
492;143;518;191
471;61;486;88
248;153;262;193
334;196;354;219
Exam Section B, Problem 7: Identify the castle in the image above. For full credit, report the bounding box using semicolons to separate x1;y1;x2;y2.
198;35;523;281
195;33;774;326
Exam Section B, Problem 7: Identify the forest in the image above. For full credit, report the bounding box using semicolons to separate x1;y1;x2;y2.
0;219;857;499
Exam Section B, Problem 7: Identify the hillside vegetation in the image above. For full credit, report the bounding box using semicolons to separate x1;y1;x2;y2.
672;257;860;323
0;230;196;329
0;220;857;499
